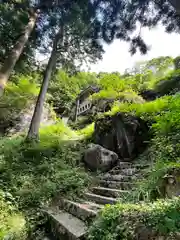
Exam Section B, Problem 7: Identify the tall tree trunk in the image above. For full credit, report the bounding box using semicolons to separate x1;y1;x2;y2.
0;10;38;96
26;27;63;141
168;0;180;14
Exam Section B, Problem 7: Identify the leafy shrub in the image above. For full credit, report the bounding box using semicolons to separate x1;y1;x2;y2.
76;123;95;141
39;121;78;143
92;73;143;104
92;89;144;104
136;161;180;201
69;115;95;130
0;138;90;208
153;93;180;135
110;95;171;122
0;190;26;240
155;70;180;96
88;198;180;240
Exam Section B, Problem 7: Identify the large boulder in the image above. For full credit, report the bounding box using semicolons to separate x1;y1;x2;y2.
84;144;118;171
94;113;149;161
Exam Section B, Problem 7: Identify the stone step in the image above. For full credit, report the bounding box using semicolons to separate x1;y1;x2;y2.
44;209;87;240
118;162;132;169
102;173;136;182
85;192;118;205
109;168;137;176
118;162;151;170
92;186;129;198
133;163;151;169
84;201;104;210
59;199;97;222
99;180;135;190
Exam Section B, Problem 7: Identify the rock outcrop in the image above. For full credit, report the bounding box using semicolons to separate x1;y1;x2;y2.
7;102;54;135
94;113;149;161
84;143;118;171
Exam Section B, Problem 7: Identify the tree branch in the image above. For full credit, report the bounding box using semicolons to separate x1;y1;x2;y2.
1;0;71;12
168;0;180;14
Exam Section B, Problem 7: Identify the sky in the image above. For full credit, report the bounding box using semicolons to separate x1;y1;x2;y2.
89;25;180;74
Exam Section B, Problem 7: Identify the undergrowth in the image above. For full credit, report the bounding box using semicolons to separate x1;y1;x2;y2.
88;93;180;239
0;122;92;239
0;190;26;239
88;198;180;240
135;93;180;200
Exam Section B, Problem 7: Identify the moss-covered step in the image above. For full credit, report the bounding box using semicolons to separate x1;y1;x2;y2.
58;199;98;222
109;167;138;176
117;162;132;169
84;192;119;205
44;208;87;240
92;186;129;198
101;173;136;182
99;180;135;190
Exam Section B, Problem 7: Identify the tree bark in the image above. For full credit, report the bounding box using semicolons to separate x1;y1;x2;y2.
0;10;38;96
26;27;63;141
168;0;180;14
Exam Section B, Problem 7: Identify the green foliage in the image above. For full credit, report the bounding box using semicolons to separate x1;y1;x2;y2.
174;56;180;70
76;123;95;141
0;124;90;207
70;115;95;130
0;74;39;134
0;190;26;240
49;57;180;123
0;4;37;73
98;74;127;92
48;70;97;115
88;198;180;240
144;56;174;78
125;57;174;92
153;93;180;135
155;70;180;96
1;55;180;239
0;122;91;237
91;74;144;116
39;121;78;143
110;95;171;122
134;94;180;200
85;64;180;240
136;161;180;201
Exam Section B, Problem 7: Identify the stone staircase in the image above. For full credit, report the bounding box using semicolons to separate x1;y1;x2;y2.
43;161;149;240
